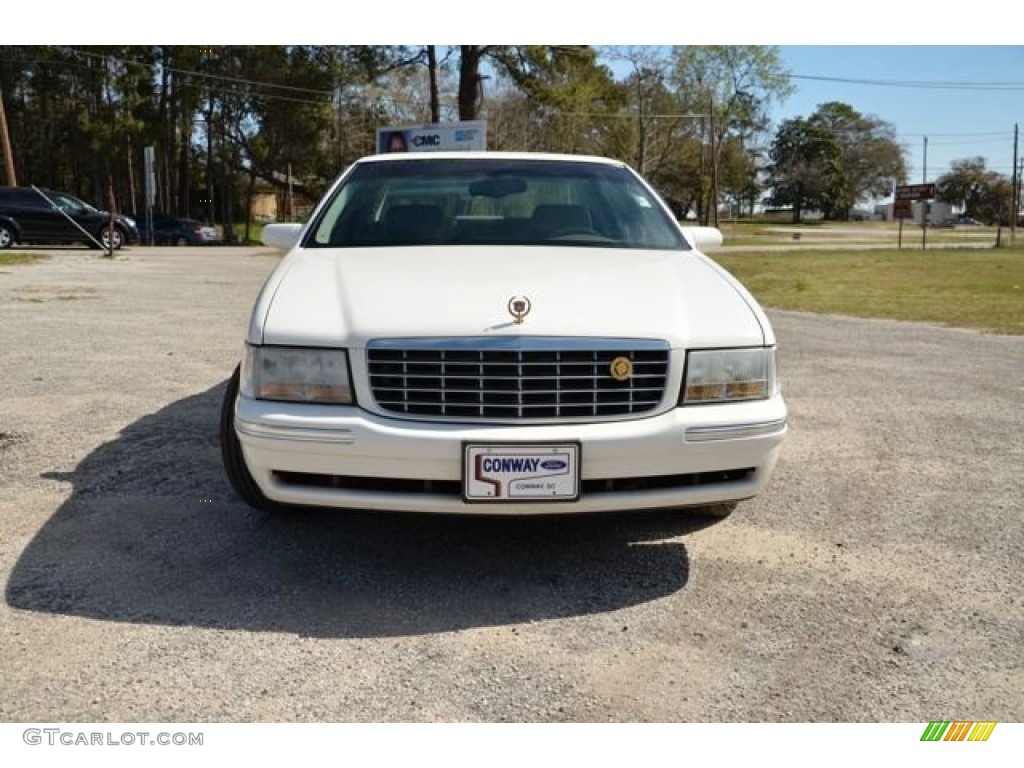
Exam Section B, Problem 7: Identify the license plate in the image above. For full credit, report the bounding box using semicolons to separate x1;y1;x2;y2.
463;443;580;502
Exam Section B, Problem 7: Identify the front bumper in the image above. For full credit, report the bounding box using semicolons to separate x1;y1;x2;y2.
119;222;141;244
234;395;787;514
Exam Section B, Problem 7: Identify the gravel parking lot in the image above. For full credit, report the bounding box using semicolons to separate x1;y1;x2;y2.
1;246;1021;722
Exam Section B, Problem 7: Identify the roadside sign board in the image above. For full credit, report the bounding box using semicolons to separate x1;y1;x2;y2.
893;200;913;219
895;183;936;201
377;121;487;154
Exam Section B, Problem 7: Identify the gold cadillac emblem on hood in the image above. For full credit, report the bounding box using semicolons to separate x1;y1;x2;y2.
610;356;633;381
507;296;532;325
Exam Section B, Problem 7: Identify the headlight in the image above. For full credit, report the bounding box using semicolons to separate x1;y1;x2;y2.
241;345;353;404
682;347;776;404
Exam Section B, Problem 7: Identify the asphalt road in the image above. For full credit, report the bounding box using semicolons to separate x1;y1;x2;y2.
1;245;1021;722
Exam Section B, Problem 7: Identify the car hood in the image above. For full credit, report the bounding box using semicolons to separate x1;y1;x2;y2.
86;207;134;221
100;211;138;227
254;246;767;349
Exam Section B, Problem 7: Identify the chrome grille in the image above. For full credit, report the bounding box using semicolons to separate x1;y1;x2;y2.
366;339;670;420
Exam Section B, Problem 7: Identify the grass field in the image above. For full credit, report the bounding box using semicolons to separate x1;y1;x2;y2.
714;244;1024;335
717;219;1000;248
0;253;48;267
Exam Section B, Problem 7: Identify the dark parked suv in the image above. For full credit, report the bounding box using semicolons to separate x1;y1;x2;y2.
0;187;139;250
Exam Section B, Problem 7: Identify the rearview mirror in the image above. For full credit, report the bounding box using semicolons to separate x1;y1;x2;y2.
468;177;527;198
261;223;303;251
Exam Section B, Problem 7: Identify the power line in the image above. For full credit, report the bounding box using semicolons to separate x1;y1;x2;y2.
897;130;1012;138
60;47;338;98
5;47;1021;163
923;136;1016;147
789;73;1024;91
12;47;1024;120
3;52;434;112
0;52;337;108
21;47;1024;99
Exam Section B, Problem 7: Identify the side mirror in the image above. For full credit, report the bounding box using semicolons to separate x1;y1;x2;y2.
679;226;724;252
261;222;304;251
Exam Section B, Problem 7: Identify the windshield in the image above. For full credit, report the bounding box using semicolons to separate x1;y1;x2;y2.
50;193;89;213
304;158;688;251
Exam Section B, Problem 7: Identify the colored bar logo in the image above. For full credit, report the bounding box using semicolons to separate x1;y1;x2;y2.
921;721;997;741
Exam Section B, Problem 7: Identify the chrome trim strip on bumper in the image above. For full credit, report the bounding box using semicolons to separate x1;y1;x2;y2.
235;417;355;444
684;417;788;443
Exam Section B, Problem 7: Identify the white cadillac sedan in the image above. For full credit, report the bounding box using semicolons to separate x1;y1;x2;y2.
221;152;787;516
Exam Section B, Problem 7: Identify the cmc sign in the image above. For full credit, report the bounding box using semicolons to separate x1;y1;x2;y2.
377;121;487;154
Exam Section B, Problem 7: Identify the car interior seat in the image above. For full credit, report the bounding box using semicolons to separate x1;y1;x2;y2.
530;204;593;236
382;204;445;243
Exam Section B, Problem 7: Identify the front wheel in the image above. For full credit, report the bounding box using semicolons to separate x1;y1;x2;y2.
98;226;125;250
0;222;15;249
220;365;293;514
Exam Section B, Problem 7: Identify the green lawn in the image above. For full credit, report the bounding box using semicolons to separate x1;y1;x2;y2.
717;220;998;248
713;246;1024;335
0;252;48;266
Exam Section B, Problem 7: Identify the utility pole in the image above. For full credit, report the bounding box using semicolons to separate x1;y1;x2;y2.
698;106;706;225
427;46;440;124
710;95;719;228
1017;157;1023;241
636;83;646;175
203;47;215;226
205;98;215;226
922;136;928;250
1012;123;1018;245
922;135;928;183
0;84;17;186
287;162;294;222
126;135;137;216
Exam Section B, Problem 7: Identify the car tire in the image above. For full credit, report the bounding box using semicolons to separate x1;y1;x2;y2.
0;222;15;249
175;236;188;247
220;364;294;514
98;226;125;250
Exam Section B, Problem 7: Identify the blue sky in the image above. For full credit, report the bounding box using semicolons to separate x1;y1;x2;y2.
601;45;1021;193
772;46;1023;185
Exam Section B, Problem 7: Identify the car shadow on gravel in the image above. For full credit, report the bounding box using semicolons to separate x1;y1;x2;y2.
7;382;717;638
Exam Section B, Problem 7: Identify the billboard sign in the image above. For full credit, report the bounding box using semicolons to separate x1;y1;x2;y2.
377;121;487;154
893;200;913;219
895;183;936;201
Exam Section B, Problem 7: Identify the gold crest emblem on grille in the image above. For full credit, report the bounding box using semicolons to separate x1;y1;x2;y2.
507;296;532;325
610;356;633;381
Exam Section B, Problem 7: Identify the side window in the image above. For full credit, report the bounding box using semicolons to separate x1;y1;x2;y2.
8;189;49;209
51;194;83;212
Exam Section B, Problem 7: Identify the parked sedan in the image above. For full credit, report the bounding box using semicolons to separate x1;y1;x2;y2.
137;214;221;246
221;152;787;517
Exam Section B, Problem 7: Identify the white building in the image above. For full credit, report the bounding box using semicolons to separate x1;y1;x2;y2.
877;201;954;225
